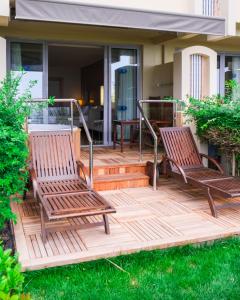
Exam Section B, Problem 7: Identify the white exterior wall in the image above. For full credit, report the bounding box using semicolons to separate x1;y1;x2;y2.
219;0;240;36
174;46;217;101
0;0;9;26
173;46;217;156
0;37;7;81
142;44;162;99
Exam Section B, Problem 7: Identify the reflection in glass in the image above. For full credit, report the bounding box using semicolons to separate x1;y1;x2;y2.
11;42;43;72
111;49;137;121
224;56;240;98
111;48;138;139
10;42;44;124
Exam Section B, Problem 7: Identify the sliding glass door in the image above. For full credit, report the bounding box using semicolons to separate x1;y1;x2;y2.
8;41;141;145
9;41;48;123
109;47;139;141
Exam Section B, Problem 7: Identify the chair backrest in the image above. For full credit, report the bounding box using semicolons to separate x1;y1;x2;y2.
160;127;203;171
30;131;78;181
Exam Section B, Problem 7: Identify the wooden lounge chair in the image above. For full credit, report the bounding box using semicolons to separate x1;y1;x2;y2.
160;127;240;217
30;131;116;243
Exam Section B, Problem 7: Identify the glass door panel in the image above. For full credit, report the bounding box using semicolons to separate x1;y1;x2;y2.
225;56;240;98
47;44;105;145
10;41;45;124
110;48;138;140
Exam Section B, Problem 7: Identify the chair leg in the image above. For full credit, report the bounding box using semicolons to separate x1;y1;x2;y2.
163;158;169;178
103;214;110;234
207;188;218;218
23;190;27;201
40;203;47;243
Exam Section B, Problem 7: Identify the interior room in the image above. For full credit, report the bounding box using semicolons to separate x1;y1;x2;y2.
48;44;104;144
147;62;174;123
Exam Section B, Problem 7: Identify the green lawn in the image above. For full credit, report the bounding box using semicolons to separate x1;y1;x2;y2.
24;238;240;300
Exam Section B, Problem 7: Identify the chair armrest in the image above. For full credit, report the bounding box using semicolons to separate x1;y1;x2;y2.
163;156;188;184
30;168;37;180
200;153;224;174
77;161;91;188
30;168;38;199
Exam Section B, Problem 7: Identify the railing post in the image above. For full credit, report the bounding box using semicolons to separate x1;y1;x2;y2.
137;99;178;191
153;135;157;191
75;100;94;189
139;104;142;162
89;141;94;188
70;100;73;133
137;100;159;191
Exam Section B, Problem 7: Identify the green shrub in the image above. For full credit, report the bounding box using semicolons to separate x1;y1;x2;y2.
185;80;240;173
0;245;30;300
0;72;53;230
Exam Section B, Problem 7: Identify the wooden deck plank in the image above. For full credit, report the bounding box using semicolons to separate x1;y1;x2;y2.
12;178;240;271
81;146;154;167
11;202;30;264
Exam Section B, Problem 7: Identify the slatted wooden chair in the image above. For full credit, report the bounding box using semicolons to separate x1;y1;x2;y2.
30;131;116;243
160;127;240;217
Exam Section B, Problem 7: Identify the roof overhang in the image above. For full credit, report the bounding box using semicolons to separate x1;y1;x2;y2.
15;0;226;36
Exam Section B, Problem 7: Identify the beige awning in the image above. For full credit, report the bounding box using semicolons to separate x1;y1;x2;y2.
15;0;225;36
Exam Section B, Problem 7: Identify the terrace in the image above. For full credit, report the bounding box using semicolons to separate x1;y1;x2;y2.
12;146;240;271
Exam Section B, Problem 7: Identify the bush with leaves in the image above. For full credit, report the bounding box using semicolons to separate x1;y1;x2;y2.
185;80;240;173
0;72;54;230
0;245;30;300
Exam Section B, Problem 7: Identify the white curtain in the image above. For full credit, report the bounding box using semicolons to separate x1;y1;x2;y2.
202;0;215;16
231;56;240;100
11;42;44;124
112;49;138;139
115;65;137;121
11;43;22;70
190;54;203;99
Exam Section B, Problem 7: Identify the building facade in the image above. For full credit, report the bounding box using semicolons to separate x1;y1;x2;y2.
0;0;239;148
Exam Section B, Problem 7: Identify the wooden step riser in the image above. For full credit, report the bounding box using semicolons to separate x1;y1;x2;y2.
91;165;147;176
93;177;149;191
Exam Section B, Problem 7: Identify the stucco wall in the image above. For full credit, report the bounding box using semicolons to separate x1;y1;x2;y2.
142;44;162;100
0;0;9;26
173;45;218;156
0;37;6;81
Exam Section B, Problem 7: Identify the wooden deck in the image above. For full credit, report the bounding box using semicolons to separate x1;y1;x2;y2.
81;147;153;190
12;178;240;271
81;146;154;166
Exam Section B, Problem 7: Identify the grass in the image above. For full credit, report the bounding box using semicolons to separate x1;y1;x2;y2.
24;238;240;300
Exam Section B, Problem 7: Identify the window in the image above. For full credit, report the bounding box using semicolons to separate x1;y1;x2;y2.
10;42;43;72
225;56;240;82
190;54;203;99
202;0;220;17
218;54;240;95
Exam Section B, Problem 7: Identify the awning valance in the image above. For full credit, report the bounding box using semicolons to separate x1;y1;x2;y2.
15;0;225;36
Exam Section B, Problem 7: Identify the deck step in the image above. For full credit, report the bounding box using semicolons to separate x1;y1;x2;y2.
92;163;147;176
93;173;149;191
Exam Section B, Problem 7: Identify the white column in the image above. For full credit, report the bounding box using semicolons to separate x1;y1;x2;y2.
0;37;7;81
173;46;217;158
0;0;10;26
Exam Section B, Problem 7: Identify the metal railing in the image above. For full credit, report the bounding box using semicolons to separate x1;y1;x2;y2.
137;99;177;191
29;98;94;188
